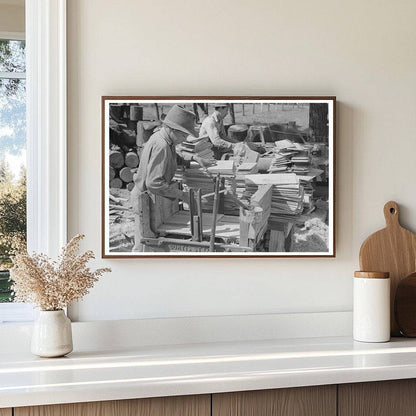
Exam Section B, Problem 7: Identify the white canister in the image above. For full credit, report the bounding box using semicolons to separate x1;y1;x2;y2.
353;271;390;343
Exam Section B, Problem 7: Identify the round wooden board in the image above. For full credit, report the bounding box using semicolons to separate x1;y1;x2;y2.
395;273;416;337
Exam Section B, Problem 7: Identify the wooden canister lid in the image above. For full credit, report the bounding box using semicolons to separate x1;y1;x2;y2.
354;271;390;279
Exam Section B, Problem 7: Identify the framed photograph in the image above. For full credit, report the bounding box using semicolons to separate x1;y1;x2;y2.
102;96;336;258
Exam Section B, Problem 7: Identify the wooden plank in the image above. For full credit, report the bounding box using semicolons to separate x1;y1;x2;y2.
0;409;12;416
210;175;221;251
189;188;196;238
150;185;180;233
269;229;285;252
196;189;203;240
15;395;210;416
162;211;224;227
243;147;260;164
245;173;299;186
338;380;416;416
158;212;239;239
212;386;336;416
251;185;273;210
240;185;272;249
192;216;200;241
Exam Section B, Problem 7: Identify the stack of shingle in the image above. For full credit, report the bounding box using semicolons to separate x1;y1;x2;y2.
268;140;311;174
177;136;214;160
182;161;237;213
244;173;304;224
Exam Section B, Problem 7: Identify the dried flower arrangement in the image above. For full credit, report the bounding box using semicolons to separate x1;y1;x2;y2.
10;234;111;311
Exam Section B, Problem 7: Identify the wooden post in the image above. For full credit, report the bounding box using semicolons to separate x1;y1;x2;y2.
193;103;200;123
210;175;220;252
154;103;160;121
259;127;266;146
196;188;203;241
229;104;236;124
309;103;329;142
132;192;156;252
189;188;196;239
218;177;225;214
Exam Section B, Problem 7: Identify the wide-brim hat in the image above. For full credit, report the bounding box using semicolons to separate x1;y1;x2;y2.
213;103;229;108
163;105;197;137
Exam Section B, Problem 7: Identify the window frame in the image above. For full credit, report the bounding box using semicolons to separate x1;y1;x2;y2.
0;0;67;323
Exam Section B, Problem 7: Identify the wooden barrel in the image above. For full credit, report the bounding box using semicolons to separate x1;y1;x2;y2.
109;178;123;189
109;150;124;169
125;151;139;168
228;124;248;142
119;167;134;183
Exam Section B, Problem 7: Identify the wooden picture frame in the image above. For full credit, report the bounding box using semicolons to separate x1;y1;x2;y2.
102;96;336;258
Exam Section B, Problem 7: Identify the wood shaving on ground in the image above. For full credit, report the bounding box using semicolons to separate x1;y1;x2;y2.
290;217;329;252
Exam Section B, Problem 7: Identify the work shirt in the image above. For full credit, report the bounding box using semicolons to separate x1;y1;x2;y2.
199;111;233;152
134;127;187;200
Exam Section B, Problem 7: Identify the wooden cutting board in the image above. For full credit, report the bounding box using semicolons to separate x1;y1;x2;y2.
359;201;416;336
395;272;416;337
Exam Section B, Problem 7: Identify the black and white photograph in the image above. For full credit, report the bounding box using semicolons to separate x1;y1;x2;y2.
102;97;335;257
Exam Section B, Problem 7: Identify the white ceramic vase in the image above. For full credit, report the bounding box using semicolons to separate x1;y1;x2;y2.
31;310;73;358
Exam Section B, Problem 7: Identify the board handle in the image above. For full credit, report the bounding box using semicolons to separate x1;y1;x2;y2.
384;201;400;227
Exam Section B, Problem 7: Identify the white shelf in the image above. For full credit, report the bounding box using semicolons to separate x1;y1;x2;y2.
2;334;416;408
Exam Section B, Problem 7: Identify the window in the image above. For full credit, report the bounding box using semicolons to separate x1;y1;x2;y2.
0;34;26;307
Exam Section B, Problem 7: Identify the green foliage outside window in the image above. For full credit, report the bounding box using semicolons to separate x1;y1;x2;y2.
0;160;26;302
0;39;26;302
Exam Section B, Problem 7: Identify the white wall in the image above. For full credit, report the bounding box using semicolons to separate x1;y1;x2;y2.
0;3;24;33
67;0;416;322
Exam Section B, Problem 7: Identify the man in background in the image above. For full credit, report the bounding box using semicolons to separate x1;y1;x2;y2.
199;103;238;159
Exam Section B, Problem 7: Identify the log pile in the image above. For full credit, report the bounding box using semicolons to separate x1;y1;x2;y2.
109;147;139;191
109;104;166;191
